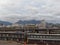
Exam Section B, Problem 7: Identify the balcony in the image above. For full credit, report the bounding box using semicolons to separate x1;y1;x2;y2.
28;33;60;41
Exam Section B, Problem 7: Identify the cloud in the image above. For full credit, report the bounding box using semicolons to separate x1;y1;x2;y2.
0;0;60;23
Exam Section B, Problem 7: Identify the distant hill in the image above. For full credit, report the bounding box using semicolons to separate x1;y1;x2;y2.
16;20;41;24
0;21;12;25
0;20;59;26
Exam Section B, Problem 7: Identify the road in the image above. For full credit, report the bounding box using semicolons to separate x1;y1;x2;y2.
0;40;37;45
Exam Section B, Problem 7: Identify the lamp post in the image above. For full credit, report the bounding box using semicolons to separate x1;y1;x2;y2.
24;32;27;45
24;26;28;45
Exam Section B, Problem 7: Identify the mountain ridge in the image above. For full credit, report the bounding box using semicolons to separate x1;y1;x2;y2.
16;20;41;24
0;20;60;25
0;21;12;25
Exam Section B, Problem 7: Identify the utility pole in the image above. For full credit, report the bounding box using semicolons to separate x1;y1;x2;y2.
24;32;27;45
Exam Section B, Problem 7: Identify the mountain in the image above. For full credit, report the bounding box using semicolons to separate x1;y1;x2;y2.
0;21;12;25
46;20;60;24
16;20;41;24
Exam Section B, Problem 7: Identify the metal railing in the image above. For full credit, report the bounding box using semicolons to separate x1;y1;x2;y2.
28;33;60;40
0;32;60;41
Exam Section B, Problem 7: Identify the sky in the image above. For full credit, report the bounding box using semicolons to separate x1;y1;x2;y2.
0;0;60;23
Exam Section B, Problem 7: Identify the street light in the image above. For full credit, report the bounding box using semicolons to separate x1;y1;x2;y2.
24;32;27;45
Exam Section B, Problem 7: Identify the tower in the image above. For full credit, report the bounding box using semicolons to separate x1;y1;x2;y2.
39;19;46;28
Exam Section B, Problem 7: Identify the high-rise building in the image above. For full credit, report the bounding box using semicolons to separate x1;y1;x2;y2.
38;20;46;29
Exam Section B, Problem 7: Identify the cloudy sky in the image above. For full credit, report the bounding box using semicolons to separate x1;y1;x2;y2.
0;0;60;23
